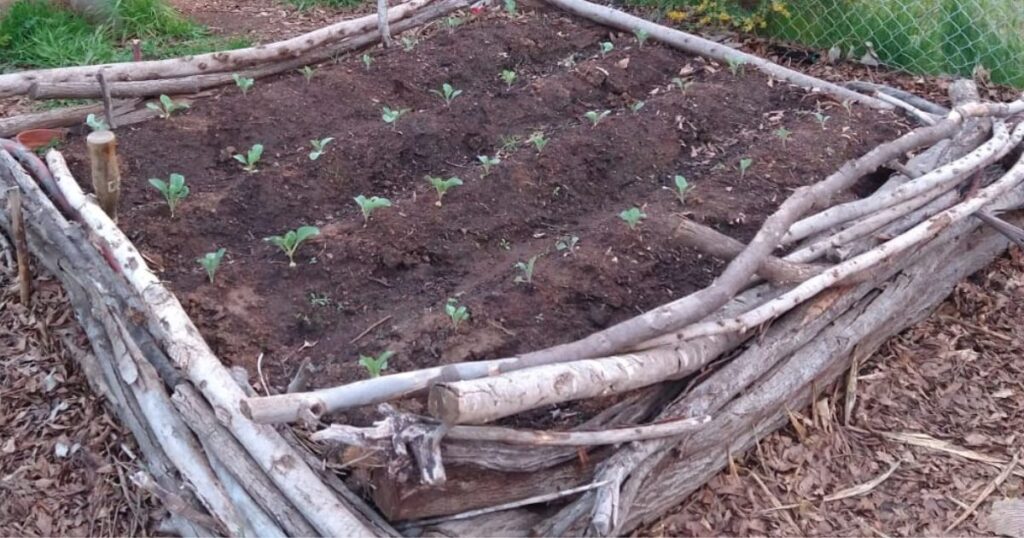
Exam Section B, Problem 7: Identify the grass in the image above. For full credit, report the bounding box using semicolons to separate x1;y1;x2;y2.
626;0;1024;88
285;0;364;11
0;0;251;72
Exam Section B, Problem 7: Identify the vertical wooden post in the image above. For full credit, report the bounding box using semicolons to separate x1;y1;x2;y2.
7;188;31;306
87;130;121;220
97;70;116;129
377;0;393;47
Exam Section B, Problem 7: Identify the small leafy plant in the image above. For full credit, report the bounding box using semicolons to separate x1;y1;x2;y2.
234;144;264;172
445;297;470;329
148;173;189;217
585;110;611;127
774;127;792;146
233;74;254;95
527;131;548;153
298;66;315;83
264;226;320;267
478;155;500;176
427;176;463;206
726;57;746;76
381;106;410;129
358;350;394;378
361;53;373;70
431;82;463;106
85;113;108;132
401;35;418;51
668;175;689;204
633;28;650;47
146;94;189;119
619;207;646;229
630;100;646;113
513;255;539;284
504;0;517;15
555;234;579;255
812;111;831;130
308;137;334;161
738;157;753;179
500;134;522;152
600;41;614;57
670;77;691;92
500;69;517;88
354;195;392;223
444;15;463;30
197;248;226;283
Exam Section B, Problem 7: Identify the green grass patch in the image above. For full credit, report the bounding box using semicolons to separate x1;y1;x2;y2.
0;0;251;72
284;0;364;11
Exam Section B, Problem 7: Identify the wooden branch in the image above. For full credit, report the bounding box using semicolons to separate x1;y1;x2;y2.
0;0;435;96
29;77;203;99
97;71;115;129
6;188;31;305
786;120;1022;244
542;0;892;109
0;100;138;138
204;449;286;538
873;91;940;125
286;358;316;393
377;0;394;47
87;130;121;220
674;219;823;283
974;210;1024;249
45;151;374;537
844;81;950;115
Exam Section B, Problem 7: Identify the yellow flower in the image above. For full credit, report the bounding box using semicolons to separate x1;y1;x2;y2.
717;12;731;22
698;15;712;25
666;10;687;22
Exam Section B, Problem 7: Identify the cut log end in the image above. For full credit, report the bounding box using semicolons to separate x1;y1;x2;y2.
427;384;462;424
239;394;327;424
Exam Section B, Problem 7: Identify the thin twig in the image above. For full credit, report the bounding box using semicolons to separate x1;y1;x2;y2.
945;454;1019;532
748;470;801;535
256;352;271;396
350;315;393;344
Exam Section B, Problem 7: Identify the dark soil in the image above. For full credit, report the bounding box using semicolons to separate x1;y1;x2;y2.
63;3;904;423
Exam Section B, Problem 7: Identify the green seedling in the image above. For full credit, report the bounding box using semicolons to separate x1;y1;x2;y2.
233;144;263;172
298;66;315;83
401;35;418;51
774;127;792;146
584;110;611;127
232;74;254;95
478;155;500;176
668;174;689;204
308;137;334;161
381;106;410;129
600;41;614;57
309;292;331;307
146;94;189;119
670;77;691;92
362;53;373;70
197;248;226;283
619;207;646;229
431;82;463;106
499;238;511;250
264;226;320;267
445;297;470;329
513;255;539;284
630;100;646;113
527;131;548;153
503;0;517;15
445;15;464;30
85;113;108;132
555;234;579;255
353;195;392;223
500;69;517;88
427;176;462;206
500;135;522;152
358;350;394;378
148;173;189;217
812;111;831;129
739;157;753;179
726;57;746;76
633;28;650;47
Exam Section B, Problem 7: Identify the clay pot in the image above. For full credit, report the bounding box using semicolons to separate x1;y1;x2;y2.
15;128;65;150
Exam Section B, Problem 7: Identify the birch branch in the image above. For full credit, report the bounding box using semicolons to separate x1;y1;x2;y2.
675;219;824;283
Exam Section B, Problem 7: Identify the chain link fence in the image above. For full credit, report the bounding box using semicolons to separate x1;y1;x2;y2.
651;0;1024;88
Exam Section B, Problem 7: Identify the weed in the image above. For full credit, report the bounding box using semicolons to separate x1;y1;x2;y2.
427;176;462;206
444;15;464;30
298;66;315;83
308;292;331;307
381;106;410;129
726;56;746;76
600;41;614;57
146;94;189;118
148;173;189;217
504;0;517;16
264;226;319;267
232;74;254;95
774;126;792;146
619;207;646;229
354;195;392;223
308;137;334;161
445;297;470;329
477;155;500;176
513;255;539;284
670;77;691;92
527;131;548;153
633;28;650;47
361;53;373;70
500;69;517;88
197;248;225;283
500;135;522;152
739;157;753;179
812;111;831;129
630;100;645;113
358;350;394;378
431;82;463;106
584;110;611;127
401;35;417;51
85;113;108;132
499;238;511;250
233;144;263;172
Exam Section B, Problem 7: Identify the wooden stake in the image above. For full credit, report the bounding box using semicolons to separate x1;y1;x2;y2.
97;70;116;129
6;188;31;305
87;130;121;220
377;0;394;47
